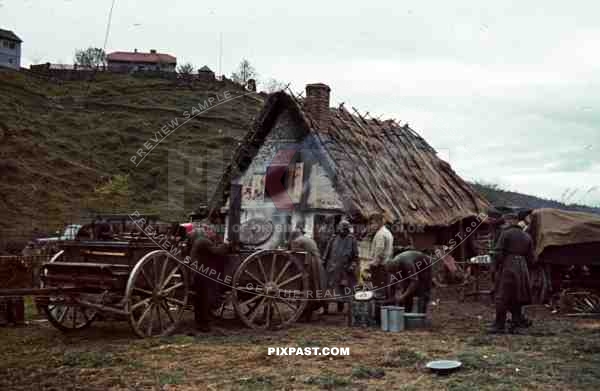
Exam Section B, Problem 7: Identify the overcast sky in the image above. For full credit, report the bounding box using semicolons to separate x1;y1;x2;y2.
2;0;599;206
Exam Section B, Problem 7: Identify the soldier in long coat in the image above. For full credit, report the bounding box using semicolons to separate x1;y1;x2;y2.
289;225;327;321
189;221;229;332
322;220;359;313
489;213;534;333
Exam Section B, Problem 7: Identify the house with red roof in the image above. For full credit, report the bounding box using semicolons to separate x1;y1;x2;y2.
106;49;176;72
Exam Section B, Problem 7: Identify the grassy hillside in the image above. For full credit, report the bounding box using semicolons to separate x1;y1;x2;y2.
0;69;263;240
472;182;600;214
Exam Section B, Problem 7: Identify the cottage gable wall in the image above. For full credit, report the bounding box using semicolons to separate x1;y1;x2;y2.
227;109;343;248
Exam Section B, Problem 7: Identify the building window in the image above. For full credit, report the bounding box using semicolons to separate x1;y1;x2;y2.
2;40;8;48
9;42;15;49
8;58;13;64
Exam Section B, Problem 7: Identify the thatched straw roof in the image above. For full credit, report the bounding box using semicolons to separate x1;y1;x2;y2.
210;90;489;227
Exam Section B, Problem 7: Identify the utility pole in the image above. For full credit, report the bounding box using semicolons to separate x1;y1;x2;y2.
103;0;117;52
218;32;223;77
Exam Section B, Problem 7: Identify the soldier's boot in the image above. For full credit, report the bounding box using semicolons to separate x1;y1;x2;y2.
509;306;531;331
486;324;506;334
487;308;507;334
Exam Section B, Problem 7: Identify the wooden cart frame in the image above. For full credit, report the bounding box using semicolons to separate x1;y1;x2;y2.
0;238;318;338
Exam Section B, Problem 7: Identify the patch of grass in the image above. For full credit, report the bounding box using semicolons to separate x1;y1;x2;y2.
466;335;493;347
24;296;41;320
527;329;558;337
446;372;520;391
157;368;185;386
397;386;419;391
351;366;385;379
62;351;116;368
297;338;322;348
579;340;600;354
304;374;351;389
456;351;490;370
381;348;426;368
158;334;196;345
236;375;274;390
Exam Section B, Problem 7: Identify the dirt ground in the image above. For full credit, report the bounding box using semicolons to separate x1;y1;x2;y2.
1;290;600;391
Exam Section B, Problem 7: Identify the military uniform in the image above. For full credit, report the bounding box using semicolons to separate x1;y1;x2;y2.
323;228;359;311
492;224;534;331
189;224;228;330
386;250;432;313
290;233;327;320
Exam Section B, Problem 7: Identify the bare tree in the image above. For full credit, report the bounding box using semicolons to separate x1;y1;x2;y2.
262;78;287;93
177;62;195;75
231;58;257;85
74;47;106;68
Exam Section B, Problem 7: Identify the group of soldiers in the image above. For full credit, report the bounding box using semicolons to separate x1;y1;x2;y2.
181;208;535;334
185;212;439;332
289;213;434;316
2;207;535;335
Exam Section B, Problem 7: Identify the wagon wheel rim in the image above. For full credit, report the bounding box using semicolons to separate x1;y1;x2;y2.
126;250;189;338
41;250;97;331
44;296;98;330
232;250;309;330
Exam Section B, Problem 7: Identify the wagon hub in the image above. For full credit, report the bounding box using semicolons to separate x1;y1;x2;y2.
153;291;163;302
264;282;279;296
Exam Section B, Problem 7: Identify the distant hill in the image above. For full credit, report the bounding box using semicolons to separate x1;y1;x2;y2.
0;68;263;242
471;182;600;214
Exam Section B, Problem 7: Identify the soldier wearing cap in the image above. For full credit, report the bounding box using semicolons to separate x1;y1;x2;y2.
489;212;534;333
322;219;359;313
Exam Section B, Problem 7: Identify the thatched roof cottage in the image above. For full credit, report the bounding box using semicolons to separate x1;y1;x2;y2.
209;83;489;258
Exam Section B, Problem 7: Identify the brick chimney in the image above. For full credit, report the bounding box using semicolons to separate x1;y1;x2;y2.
304;83;331;128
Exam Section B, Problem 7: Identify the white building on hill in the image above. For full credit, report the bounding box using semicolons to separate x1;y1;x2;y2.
0;28;22;69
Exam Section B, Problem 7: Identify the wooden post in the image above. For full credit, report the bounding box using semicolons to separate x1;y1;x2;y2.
228;184;242;248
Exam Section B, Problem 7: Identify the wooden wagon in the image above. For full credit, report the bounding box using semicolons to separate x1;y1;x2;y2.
528;208;600;311
0;217;323;337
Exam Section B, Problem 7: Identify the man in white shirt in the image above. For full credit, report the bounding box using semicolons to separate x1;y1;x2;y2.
363;213;393;294
369;213;393;267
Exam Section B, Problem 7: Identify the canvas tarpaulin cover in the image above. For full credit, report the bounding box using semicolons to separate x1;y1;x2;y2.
530;208;600;257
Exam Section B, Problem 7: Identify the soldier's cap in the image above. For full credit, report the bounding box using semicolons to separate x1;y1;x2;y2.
295;221;306;233
338;219;351;228
518;209;533;221
191;205;210;220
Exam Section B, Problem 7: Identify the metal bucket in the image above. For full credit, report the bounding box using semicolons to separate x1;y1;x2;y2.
380;306;390;331
404;312;427;330
383;306;405;332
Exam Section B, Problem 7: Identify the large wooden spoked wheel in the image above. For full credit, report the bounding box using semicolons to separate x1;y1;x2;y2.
41;250;98;332
125;250;189;338
232;250;309;330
